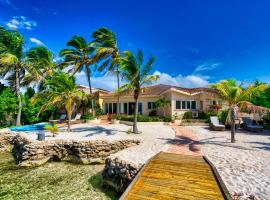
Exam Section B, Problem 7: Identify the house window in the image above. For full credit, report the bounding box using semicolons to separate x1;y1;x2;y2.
138;102;143;114
175;100;197;110
124;103;128;114
191;101;196;109
148;102;156;109
176;101;181;109
182;101;186;109
104;103;118;114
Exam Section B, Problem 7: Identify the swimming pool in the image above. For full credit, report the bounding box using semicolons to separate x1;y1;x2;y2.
10;123;49;132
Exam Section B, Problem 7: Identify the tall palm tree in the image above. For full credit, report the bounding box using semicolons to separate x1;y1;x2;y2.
0;26;25;126
119;49;159;133
32;71;85;131
60;35;96;116
212;80;268;143
22;46;55;90
92;27;121;115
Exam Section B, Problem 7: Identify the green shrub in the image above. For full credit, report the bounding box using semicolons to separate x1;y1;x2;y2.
163;116;172;122
116;115;167;122
218;109;229;124
183;111;193;119
81;114;95;120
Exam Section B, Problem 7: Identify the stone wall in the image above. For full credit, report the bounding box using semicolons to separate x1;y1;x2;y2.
0;131;17;152
102;157;142;193
12;137;140;167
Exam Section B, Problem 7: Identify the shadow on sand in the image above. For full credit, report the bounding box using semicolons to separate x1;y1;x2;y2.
70;126;126;137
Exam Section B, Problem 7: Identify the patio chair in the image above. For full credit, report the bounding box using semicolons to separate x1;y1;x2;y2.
242;117;263;132
70;113;82;124
210;116;225;131
58;114;66;121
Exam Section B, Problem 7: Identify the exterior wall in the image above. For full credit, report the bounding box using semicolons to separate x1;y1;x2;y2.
171;91;224;119
102;96;161;116
101;91;224;118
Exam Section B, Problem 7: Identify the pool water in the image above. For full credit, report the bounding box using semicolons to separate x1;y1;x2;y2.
10;123;49;132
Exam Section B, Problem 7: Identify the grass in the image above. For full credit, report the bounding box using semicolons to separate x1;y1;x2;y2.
0;152;118;200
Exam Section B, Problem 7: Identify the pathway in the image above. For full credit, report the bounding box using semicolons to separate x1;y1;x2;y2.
166;125;201;156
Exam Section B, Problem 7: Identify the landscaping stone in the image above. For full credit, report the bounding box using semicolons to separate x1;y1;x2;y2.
102;157;142;193
11;135;140;167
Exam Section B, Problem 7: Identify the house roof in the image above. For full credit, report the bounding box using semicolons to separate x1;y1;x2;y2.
77;85;110;94
100;84;218;98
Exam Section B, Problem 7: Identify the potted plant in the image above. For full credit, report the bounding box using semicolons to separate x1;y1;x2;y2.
45;124;59;137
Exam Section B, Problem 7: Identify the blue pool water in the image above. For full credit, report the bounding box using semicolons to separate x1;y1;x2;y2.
10;123;49;132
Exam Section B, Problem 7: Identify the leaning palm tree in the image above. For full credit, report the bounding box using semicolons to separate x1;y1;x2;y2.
22;46;55;90
32;71;85;132
119;50;159;133
92;27;121;115
60;35;96;115
0;26;25;126
211;80;268;143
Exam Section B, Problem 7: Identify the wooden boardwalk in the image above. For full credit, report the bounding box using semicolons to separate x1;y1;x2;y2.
120;152;231;200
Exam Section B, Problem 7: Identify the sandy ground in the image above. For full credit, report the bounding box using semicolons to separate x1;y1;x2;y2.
189;126;270;200
17;123;175;166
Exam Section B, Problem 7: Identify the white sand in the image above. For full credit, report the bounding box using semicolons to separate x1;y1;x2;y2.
189;126;270;200
17;123;175;166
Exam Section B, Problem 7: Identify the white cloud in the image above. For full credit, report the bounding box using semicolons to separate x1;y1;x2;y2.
30;38;45;46
74;70;210;91
6;16;37;30
153;71;210;88
75;71;119;92
194;60;222;73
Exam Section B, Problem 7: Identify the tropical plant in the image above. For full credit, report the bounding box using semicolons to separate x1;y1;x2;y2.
92;27;121;115
119;49;159;133
0;26;25;125
211;79;268;143
45;124;59;137
60;35;96;115
32;71;85;132
22;46;55;90
155;97;170;116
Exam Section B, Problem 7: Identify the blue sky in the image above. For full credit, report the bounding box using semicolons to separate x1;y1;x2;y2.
1;0;270;91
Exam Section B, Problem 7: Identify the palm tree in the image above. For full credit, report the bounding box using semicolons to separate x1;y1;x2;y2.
60;35;96;115
92;27;121;115
119;50;159;133
32;71;85;132
155;97;171;116
22;46;55;90
0;26;25;126
211;80;268;143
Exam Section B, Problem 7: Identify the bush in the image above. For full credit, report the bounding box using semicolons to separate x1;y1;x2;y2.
116;115;167;122
218;109;229;124
163;116;172;122
183;111;193;119
81;114;95;120
149;110;157;116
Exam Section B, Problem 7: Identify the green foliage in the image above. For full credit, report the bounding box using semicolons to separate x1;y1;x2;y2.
0;88;17;127
116;115;169;122
81;114;95;120
183;111;193;119
45;124;59;137
250;81;270;108
218;109;229;124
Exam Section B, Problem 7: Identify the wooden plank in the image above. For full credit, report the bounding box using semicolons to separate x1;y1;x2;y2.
120;152;231;200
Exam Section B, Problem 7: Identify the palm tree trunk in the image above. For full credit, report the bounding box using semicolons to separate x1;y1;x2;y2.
15;67;21;126
67;114;71;132
116;70;120;116
133;97;139;134
230;106;237;143
86;66;95;116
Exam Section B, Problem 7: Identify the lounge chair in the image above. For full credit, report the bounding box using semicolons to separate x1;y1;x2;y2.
58;114;66;122
70;113;82;123
210;116;225;131
242;117;263;132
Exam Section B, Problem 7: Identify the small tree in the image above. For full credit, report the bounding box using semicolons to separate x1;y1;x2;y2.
119;49;159;134
32;71;85;132
212;80;268;143
45;124;59;137
155;97;170;116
